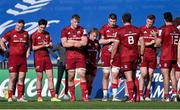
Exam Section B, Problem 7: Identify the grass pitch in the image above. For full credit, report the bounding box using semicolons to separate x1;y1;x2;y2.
0;99;180;109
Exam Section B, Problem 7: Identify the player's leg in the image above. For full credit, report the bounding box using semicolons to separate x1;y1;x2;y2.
76;55;88;102
8;72;17;102
17;62;28;102
67;69;76;102
45;57;60;101
17;71;27;102
77;68;88;101
102;67;110;101
85;67;95;96
139;67;148;100
124;79;129;100
145;68;154;101
34;58;45;102
175;69;180;100
12;74;18;100
160;60;170;102
111;66;120;101
132;62;140;102
36;71;43;101
121;62;134;102
161;68;170;102
124;70;134;102
170;67;177;102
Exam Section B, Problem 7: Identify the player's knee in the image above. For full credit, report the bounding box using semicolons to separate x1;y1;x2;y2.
112;66;120;74
102;67;110;74
76;68;86;74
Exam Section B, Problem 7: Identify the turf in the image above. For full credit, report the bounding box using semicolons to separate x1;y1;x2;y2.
0;100;179;109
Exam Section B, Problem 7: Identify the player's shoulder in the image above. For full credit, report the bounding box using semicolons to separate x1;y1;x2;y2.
77;25;85;30
139;25;146;30
22;30;28;34
62;26;71;32
31;31;38;37
159;25;166;30
43;31;50;35
5;29;15;34
101;24;109;29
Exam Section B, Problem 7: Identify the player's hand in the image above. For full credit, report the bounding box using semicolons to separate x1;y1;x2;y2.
1;47;7;52
44;44;50;48
26;52;30;58
151;30;158;37
151;40;155;44
137;55;143;64
74;42;82;48
108;39;116;43
110;58;114;65
178;58;180;67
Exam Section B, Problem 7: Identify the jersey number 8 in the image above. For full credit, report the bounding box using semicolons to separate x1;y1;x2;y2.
128;36;134;44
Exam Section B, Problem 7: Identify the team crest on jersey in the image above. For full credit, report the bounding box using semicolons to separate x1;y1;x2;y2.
45;35;49;38
144;31;147;34
37;36;41;39
36;66;40;69
77;31;81;34
106;30;110;33
68;32;71;35
24;34;27;38
129;31;132;34
164;63;167;67
9;67;13;70
13;35;17;38
124;65;128;69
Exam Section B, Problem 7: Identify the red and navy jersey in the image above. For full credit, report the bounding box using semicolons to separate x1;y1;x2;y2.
85;39;100;65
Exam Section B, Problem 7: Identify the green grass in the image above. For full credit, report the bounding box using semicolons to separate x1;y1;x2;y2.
0;100;180;109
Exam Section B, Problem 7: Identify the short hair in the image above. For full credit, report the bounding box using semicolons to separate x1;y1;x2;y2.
109;13;117;20
163;12;173;22
122;13;131;23
17;19;25;25
71;14;80;21
89;28;99;36
147;14;156;20
38;19;48;26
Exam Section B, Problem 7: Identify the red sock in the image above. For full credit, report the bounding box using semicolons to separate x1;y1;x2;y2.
164;93;169;98
134;79;140;96
145;89;150;98
127;81;134;100
172;89;177;95
37;89;42;98
17;84;23;99
139;90;143;96
68;85;75;98
50;89;55;98
80;82;88;98
112;83;118;89
8;90;13;98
